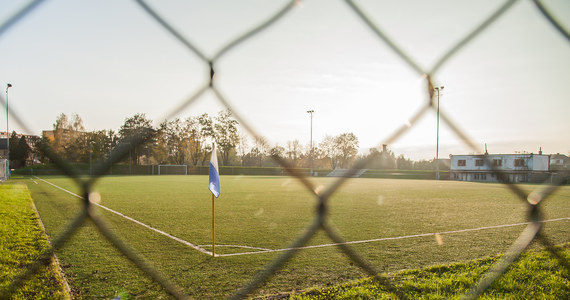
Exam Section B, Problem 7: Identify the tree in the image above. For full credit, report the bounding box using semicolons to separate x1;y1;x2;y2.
236;134;249;166
243;137;269;167
361;145;397;169
335;132;359;168
118;113;155;165
213;109;239;166
156;118;186;165
414;159;435;170
267;145;285;167
76;130;116;164
9;134;31;168
197;113;214;165
319;135;340;169
198;113;214;140
285;140;303;166
52;113;69;154
34;136;51;164
184;116;207;166
396;154;413;170
51;113;85;160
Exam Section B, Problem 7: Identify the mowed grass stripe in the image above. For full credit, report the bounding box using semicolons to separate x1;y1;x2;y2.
34;176;213;256
30;175;570;258
31;175;570;254
219;217;570;257
27;175;570;298
32;175;317;250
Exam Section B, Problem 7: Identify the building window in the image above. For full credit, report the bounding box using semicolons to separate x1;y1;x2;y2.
493;159;502;167
514;159;524;167
458;160;466;166
475;159;484;166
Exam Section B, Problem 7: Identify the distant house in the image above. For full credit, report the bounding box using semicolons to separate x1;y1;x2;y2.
450;153;550;183
42;129;84;146
0;134;41;166
550;154;570;171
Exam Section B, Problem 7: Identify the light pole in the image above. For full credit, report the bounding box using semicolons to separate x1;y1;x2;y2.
5;83;12;179
434;86;444;180
307;110;314;176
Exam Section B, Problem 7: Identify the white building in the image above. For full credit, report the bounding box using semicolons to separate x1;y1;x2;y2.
550;154;570;171
450;153;550;183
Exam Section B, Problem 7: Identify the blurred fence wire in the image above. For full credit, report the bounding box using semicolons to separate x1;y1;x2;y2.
1;0;569;299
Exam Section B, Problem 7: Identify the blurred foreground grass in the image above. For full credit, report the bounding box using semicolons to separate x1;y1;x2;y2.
0;183;68;299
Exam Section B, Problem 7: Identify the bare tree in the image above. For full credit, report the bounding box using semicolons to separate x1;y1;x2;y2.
213;109;239;166
335;132;359;168
319;135;340;169
286;139;303;166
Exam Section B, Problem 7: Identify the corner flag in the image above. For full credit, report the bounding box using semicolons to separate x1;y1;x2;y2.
209;143;221;198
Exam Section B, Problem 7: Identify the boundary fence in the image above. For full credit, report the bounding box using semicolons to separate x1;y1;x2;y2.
1;1;569;299
20;164;452;179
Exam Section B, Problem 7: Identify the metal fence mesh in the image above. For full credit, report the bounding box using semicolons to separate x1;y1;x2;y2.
1;0;569;299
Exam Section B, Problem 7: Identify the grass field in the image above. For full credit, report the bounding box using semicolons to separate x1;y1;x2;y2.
0;184;68;299
24;175;570;298
292;245;570;299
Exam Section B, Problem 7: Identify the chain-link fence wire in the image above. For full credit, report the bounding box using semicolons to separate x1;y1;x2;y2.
1;0;569;298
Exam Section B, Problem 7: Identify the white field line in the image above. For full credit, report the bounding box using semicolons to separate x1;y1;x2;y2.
34;177;213;256
198;244;274;251
35;177;569;258
215;217;570;257
29;190;72;296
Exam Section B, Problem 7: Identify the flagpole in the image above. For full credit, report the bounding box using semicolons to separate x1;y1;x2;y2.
209;142;220;257
212;193;215;257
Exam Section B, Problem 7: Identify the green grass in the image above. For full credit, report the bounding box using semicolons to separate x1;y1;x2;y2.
0;183;69;299
20;175;570;298
290;244;570;299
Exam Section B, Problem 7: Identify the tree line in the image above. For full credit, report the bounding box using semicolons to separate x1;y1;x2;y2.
9;110;442;170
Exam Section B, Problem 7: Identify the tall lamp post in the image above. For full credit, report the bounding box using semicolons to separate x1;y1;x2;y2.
434;86;444;180
5;83;12;179
307;110;314;176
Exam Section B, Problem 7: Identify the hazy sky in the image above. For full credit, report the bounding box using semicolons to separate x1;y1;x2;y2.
1;0;569;160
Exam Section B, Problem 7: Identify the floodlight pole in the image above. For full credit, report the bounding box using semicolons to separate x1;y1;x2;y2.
5;83;12;179
434;86;444;180
307;110;314;176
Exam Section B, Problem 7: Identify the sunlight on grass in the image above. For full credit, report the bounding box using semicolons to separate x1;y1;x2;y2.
23;176;570;298
0;184;69;299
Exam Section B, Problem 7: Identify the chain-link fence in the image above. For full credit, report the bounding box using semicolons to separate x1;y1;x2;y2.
1;0;569;299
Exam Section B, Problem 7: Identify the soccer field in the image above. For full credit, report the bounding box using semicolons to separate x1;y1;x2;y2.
28;175;570;298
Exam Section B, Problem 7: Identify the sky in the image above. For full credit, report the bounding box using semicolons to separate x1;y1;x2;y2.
0;0;569;161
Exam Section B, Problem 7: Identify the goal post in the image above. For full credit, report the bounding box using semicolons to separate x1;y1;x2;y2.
157;164;188;175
